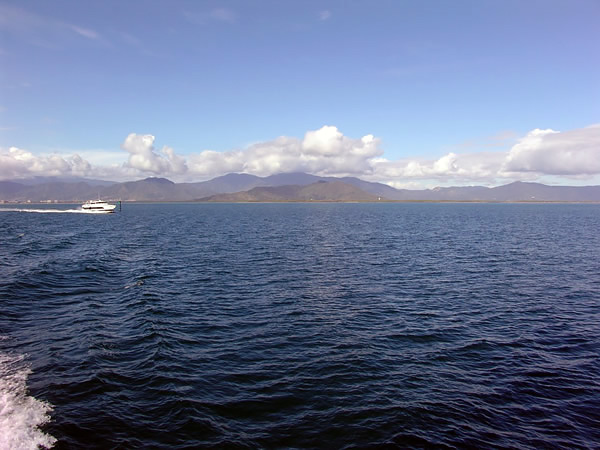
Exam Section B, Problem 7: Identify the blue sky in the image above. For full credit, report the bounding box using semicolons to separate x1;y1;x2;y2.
1;0;599;187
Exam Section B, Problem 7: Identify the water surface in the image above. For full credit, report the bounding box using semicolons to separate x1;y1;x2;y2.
1;203;599;448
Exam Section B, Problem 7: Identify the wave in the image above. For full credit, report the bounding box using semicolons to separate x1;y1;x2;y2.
0;346;56;449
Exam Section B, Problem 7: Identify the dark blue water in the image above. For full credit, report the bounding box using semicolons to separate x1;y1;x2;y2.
1;203;599;449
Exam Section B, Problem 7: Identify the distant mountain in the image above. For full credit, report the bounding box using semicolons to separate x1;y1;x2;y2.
191;172;326;193
102;177;184;201
487;181;600;202
336;176;405;199
199;181;382;202
262;172;323;186
188;172;394;195
0;172;402;202
0;180;102;202
1;173;600;202
193;173;264;193
0;181;26;196
0;177;213;202
378;181;600;202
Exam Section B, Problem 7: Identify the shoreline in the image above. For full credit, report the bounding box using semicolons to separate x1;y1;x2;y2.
2;200;600;205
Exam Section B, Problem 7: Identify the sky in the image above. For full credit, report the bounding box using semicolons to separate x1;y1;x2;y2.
1;0;599;188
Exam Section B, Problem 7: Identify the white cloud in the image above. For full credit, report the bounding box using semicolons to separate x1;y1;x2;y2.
188;149;244;176
2;124;600;187
365;124;600;186
121;134;188;175
368;151;509;187
371;153;461;179
0;147;92;179
187;126;382;178
502;124;600;175
68;154;92;173
432;152;459;174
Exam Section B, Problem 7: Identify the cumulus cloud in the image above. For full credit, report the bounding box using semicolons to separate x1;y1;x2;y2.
2;124;600;187
0;147;92;179
366;124;600;186
188;126;382;177
371;153;460;179
502;124;600;175
121;133;188;175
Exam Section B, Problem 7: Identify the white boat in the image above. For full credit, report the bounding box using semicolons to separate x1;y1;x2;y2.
82;200;117;213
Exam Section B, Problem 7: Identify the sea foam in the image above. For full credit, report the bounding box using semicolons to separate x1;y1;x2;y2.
0;350;56;450
0;208;89;214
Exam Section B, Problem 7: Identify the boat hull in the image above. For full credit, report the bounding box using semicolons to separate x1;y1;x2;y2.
82;208;115;213
81;200;117;213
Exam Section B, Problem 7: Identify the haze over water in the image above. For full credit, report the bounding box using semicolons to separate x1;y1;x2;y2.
1;203;599;448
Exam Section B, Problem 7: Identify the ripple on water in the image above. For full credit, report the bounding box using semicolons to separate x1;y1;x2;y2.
1;203;599;448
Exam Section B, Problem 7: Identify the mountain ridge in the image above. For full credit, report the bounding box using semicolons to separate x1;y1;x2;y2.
1;173;600;202
198;180;383;202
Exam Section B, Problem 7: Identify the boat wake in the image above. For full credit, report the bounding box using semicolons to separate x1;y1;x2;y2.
0;208;104;214
0;345;56;449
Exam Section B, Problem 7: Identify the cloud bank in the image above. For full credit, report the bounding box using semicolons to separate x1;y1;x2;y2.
0;147;92;178
2;124;599;187
503;125;600;175
187;126;382;178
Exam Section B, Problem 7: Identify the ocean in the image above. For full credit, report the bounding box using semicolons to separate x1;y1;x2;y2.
1;202;599;449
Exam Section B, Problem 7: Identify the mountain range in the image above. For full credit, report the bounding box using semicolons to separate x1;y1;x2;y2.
1;173;600;202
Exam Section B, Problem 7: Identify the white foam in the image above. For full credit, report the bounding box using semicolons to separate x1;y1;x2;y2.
0;208;90;214
0;351;56;449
